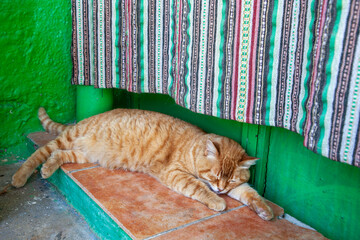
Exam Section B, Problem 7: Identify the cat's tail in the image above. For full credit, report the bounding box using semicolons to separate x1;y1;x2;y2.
38;107;71;135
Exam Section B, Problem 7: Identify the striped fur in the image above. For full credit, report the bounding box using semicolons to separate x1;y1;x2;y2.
12;108;273;220
38;107;71;135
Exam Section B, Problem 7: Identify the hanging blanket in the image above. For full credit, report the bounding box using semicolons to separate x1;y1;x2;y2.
71;0;360;168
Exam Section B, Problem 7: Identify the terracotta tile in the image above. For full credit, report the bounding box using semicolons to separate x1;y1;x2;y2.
27;132;57;148
61;163;99;174
70;167;243;239
154;207;328;240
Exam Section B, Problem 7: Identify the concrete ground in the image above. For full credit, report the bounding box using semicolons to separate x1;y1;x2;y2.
0;156;99;240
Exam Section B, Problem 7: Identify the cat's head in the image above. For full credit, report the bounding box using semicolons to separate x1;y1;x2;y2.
196;136;258;194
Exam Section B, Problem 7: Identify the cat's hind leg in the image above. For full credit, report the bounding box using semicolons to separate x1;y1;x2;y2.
12;140;61;188
41;150;88;178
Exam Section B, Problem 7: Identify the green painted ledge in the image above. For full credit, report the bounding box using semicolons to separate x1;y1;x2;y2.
47;169;131;240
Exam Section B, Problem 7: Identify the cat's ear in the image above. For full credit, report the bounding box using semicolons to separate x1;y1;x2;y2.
205;139;219;159
239;155;259;169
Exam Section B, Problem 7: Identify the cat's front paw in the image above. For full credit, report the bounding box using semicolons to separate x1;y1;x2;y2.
254;201;274;221
207;196;226;211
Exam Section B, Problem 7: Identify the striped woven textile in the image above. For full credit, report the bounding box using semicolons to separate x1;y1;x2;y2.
72;0;360;168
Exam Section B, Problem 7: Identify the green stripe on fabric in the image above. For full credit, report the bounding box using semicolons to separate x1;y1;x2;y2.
284;0;300;129
155;0;163;93
296;0;313;133
168;0;178;96
114;0;120;88
168;0;175;95
343;57;360;162
77;0;84;85
212;0;224;117
264;0;278;125
320;1;349;153
268;0;284;124
236;0;253;122
89;0;95;85
298;0;316;135
98;0;105;87
215;0;227;118
140;0;147;92
184;0;192;109
197;0;209;113
317;0;343;153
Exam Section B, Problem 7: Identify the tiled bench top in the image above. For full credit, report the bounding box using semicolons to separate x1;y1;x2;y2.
29;132;328;240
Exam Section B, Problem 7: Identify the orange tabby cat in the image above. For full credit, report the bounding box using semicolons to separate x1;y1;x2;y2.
12;108;273;220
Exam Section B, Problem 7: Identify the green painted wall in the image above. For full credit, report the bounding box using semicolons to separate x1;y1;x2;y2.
1;1;358;239
76;86;114;121
265;127;360;240
111;91;360;240
0;0;76;158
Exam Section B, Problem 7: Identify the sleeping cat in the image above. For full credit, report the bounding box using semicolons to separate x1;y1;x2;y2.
12;108;273;220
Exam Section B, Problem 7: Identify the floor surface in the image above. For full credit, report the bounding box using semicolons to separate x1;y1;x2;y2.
0;158;99;240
